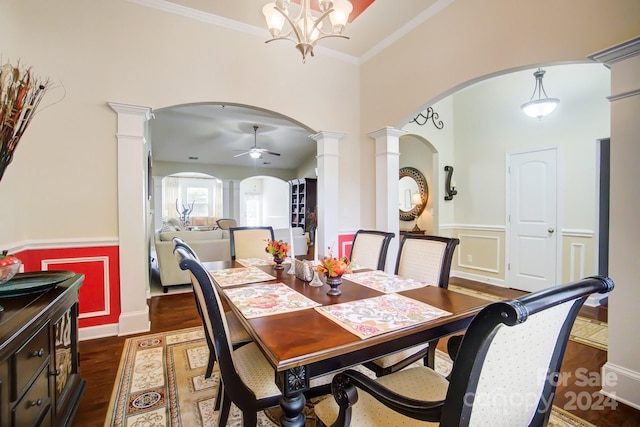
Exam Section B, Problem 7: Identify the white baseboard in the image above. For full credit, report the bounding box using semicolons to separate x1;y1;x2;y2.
584;292;608;307
79;323;120;341
601;362;640;410
451;270;506;288
118;308;151;336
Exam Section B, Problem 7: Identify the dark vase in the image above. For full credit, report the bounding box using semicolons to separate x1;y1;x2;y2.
273;255;285;270
326;274;343;296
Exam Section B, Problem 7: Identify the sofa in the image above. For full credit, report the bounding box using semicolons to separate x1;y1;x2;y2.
153;226;308;290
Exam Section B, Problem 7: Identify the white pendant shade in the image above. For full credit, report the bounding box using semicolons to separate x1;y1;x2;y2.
521;68;559;119
521;98;560;119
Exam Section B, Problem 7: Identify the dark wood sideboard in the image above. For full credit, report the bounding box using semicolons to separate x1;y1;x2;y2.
0;274;86;427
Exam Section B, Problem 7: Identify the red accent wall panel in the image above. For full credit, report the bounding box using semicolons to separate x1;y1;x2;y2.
338;233;355;258
11;246;121;328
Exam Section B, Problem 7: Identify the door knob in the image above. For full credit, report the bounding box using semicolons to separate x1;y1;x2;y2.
548;228;555;234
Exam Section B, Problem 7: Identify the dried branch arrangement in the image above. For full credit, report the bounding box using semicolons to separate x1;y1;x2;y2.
0;60;51;182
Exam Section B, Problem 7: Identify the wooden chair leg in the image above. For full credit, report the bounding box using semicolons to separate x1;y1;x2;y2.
218;390;231;427
205;353;216;379
424;339;439;369
214;380;223;411
242;411;257;427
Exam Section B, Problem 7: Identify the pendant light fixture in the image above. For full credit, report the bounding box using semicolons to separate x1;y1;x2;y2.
521;68;560;119
262;0;353;62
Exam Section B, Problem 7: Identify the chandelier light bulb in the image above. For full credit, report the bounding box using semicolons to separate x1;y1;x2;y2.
330;0;352;33
262;0;352;62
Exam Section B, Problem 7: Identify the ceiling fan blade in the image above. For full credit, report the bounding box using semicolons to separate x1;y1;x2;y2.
264;151;281;156
234;151;250;157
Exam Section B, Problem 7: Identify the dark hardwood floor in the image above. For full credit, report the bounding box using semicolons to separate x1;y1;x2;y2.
72;276;639;427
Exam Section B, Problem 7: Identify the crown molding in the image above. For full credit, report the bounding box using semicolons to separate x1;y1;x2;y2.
360;0;455;63
127;0;359;64
588;36;640;66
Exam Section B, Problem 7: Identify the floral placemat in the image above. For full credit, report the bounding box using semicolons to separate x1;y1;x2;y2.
208;266;276;288
315;293;451;339
236;257;292;267
342;270;430;293
224;282;321;318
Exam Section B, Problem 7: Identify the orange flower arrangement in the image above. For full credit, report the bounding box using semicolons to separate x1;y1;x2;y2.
316;250;352;277
265;239;290;259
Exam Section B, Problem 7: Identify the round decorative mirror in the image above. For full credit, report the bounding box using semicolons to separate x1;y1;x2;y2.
399;167;428;221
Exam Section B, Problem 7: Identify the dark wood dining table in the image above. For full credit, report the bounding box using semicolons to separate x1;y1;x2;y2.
204;260;489;427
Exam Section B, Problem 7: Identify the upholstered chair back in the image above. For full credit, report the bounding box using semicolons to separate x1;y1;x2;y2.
349;230;395;271
217;218;238;230
440;277;615;426
395;235;459;288
229;226;275;260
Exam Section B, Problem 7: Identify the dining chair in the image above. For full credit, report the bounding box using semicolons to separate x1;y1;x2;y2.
175;246;333;427
172;239;252;409
363;235;460;377
216;218;238;230
315;275;614;427
229;226;275;260
348;229;395;271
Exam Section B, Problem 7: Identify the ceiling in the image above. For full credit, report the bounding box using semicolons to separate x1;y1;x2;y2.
147;0;447;170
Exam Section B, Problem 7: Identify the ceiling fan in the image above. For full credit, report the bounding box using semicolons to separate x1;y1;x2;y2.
234;125;281;159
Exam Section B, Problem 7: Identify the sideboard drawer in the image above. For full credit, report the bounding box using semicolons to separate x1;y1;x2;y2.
11;365;51;427
12;323;50;400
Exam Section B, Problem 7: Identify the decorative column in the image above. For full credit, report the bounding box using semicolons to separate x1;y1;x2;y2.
108;102;152;336
311;131;344;257
589;36;640;409
222;179;231;218
232;179;241;222
368;127;406;271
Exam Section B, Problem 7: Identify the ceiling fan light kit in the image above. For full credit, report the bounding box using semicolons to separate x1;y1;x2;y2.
262;0;353;62
234;125;281;160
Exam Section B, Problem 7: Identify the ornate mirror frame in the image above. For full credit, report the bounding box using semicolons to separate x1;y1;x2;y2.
399;166;429;221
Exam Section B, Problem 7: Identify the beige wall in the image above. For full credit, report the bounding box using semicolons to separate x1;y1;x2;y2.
0;0;360;246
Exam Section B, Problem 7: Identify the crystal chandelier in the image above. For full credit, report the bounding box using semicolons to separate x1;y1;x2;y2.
521;68;560;119
262;0;353;62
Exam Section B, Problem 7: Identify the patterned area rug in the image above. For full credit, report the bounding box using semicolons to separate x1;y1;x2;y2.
448;284;608;351
105;327;596;427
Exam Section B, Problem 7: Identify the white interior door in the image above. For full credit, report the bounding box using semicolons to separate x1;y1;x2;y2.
508;148;559;292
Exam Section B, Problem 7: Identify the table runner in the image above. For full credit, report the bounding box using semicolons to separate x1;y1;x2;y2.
236;257;292;267
208;266;276;288
224;282;321;318
315;293;451;339
342;270;430;293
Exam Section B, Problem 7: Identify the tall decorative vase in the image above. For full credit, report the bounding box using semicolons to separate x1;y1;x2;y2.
326;274;343;296
273;256;285;270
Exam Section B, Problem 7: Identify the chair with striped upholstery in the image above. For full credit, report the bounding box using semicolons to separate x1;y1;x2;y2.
315;276;614;427
348;229;395;271
175;246;333;426
363;235;460;376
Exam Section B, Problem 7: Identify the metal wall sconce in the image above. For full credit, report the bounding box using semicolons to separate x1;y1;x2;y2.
444;166;458;200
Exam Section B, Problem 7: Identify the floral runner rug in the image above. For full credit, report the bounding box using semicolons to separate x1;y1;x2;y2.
448;284;608;351
104;327;595;427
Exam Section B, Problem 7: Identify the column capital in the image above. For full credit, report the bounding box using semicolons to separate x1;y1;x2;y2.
367;126;407;140
310;131;345;142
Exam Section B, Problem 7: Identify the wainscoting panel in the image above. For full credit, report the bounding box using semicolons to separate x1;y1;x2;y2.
456;233;501;274
7;243;121;330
